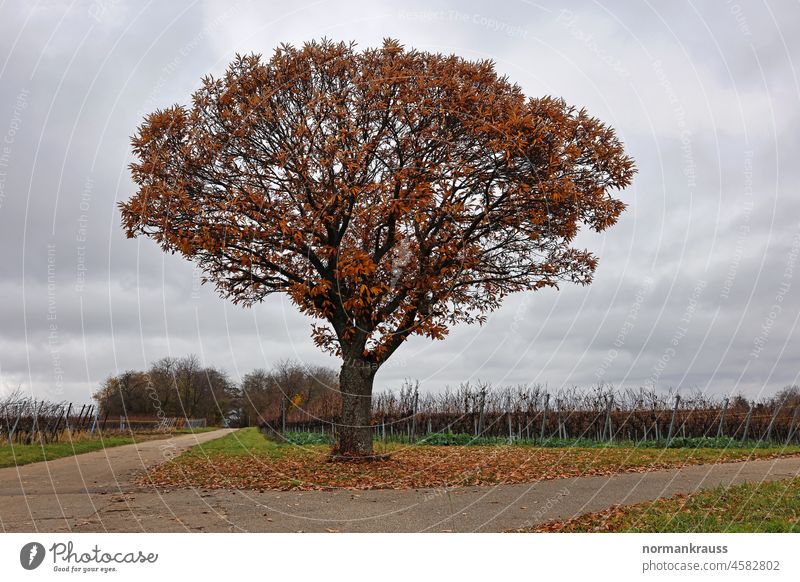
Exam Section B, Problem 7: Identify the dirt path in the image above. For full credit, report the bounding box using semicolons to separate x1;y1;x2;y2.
0;429;235;532
1;437;798;532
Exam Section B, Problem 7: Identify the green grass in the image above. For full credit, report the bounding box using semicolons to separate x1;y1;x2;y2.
0;436;138;468
275;431;797;450
185;427;290;459
536;476;800;532
183;428;800;461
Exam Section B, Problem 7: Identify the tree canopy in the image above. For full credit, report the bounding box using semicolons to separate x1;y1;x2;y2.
121;38;635;366
120;39;635;456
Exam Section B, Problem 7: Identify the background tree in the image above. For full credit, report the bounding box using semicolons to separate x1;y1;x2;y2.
240;360;338;427
120;39;636;457
94;355;237;425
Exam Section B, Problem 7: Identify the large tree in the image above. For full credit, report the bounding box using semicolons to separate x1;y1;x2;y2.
120;39;635;458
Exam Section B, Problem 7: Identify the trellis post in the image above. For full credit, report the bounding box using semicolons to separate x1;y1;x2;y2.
765;401;782;443
604;395;614;441
741;402;753;442
785;405;800;444
716;398;729;438
666;394;680;445
539;393;550;441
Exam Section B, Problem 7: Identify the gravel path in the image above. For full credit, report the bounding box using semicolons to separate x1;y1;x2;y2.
1;435;798;532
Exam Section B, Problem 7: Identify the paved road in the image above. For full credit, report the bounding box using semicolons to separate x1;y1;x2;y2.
1;434;798;532
0;429;235;532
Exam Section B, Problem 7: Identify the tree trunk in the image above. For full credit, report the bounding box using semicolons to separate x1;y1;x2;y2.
332;358;376;458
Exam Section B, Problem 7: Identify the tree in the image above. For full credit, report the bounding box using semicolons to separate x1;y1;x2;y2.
93;355;237;424
120;39;636;458
94;370;150;417
239;361;338;428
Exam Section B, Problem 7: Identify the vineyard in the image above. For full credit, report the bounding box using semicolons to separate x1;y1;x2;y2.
0;390;206;444
265;382;800;445
6;382;800;447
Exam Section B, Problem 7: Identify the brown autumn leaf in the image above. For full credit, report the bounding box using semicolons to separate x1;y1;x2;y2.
138;445;798;492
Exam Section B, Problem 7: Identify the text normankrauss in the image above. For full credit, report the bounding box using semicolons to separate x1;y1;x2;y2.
50;542;158;564
643;544;728;554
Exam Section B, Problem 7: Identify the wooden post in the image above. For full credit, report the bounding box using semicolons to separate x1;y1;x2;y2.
51;406;66;442
765;401;782;442
666;395;680;445
41;406;56;443
64;403;73;431
638;400;646;443
604;396;614;441
506;394;513;442
716;398;729;438
90;408;99;433
75;405;84;431
31;400;45;444
8;405;21;444
82;405;94;431
75;404;86;432
524;409;530;440
741;402;753;442
539;394;550;441
477;388;487;436
410;386;418;441
556;399;562;441
785;406;800;444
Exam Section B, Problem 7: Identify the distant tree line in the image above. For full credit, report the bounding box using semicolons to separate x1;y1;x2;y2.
239;361;339;428
92;357;800;440
92;356;340;427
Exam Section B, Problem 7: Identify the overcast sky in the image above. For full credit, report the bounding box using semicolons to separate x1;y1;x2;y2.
1;0;798;405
